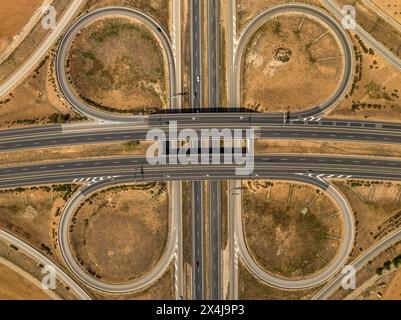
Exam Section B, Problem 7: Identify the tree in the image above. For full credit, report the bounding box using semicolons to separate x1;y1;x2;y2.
384;260;392;271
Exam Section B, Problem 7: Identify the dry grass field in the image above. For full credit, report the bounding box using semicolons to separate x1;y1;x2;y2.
242;180;343;279
255;139;401;159
242;14;343;112
330;242;401;300
70;183;169;284
0;185;78;264
236;0;323;32
83;0;171;33
238;262;320;300
68;17;167;114
329;35;401;122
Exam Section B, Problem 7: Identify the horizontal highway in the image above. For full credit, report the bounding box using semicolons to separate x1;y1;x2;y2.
0;229;91;300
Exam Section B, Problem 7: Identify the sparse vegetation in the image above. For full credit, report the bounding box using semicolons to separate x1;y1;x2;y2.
70;183;169;283
68;17;167;114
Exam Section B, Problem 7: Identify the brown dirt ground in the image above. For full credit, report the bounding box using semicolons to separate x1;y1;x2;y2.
0;141;149;167
0;55;83;129
372;0;401;24
255;139;401;159
236;0;323;33
68;17;167;114
0;0;43;54
0;185;78;265
242;180;343;279
337;0;401;59
0;259;53;300
70;183;169;284
238;262;321;300
382;267;401;300
328;34;401;122
0;0;78;130
0;238;78;300
333;180;401;260
242;14;344;112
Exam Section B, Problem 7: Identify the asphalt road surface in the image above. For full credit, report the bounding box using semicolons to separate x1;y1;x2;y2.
58;179;178;293
0;229;91;300
56;6;176;122
234;3;354;119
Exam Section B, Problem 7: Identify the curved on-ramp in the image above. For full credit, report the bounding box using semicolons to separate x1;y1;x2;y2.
236;176;355;290
0;0;84;97
0;229;91;300
58;179;177;293
56;6;176;122
234;3;354;119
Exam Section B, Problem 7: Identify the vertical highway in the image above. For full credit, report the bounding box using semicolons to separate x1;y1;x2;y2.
190;0;204;300
208;0;222;300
